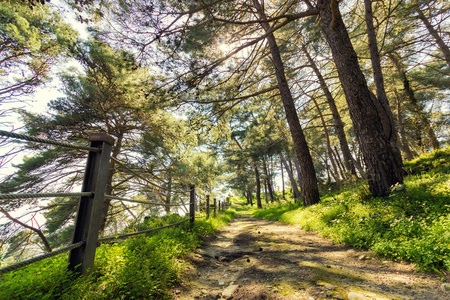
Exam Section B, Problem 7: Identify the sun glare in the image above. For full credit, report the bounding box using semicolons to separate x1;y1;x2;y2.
218;42;231;53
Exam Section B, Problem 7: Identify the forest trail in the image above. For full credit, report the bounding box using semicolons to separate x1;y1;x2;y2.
172;212;449;300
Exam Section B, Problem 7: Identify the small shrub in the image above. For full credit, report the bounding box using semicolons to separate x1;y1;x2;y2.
0;253;74;300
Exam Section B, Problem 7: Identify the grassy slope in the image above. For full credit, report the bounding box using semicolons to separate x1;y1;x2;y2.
0;211;236;300
252;148;450;272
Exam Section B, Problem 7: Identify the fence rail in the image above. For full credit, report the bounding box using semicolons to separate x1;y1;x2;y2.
197;196;231;218
98;219;190;243
105;194;184;206
0;241;85;275
0;192;92;200
0;130;100;152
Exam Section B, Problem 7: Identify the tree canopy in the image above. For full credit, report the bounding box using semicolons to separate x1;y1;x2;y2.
0;0;449;263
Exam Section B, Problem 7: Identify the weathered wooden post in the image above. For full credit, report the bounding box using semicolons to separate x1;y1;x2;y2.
68;133;114;276
190;184;195;225
206;195;210;219
214;198;217;217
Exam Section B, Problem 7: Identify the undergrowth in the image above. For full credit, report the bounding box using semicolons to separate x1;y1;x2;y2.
253;148;450;272
0;210;236;300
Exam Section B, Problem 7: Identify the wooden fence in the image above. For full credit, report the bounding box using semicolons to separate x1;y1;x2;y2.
0;131;226;277
198;195;231;218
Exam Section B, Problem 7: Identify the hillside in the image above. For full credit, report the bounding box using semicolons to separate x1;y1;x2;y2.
252;148;450;273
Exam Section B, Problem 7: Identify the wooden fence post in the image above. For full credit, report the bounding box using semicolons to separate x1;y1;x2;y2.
190;184;195;225
206;195;210;219
68;133;114;276
214;198;217;217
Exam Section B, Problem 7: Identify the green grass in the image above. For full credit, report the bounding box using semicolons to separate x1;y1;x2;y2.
0;210;236;300
252;148;450;272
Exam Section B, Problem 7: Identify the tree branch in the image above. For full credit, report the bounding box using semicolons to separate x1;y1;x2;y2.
0;206;52;252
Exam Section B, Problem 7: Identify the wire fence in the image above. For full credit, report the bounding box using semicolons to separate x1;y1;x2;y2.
98;219;190;243
0;241;84;275
105;194;185;207
0;130;100;152
0;192;93;200
0;131;208;277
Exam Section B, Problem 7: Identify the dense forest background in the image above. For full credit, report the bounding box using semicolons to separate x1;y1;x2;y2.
0;0;448;265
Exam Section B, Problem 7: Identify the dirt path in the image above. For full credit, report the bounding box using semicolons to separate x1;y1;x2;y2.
172;213;449;300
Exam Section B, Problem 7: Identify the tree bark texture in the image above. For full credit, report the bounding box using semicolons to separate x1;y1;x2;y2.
254;0;320;206
364;0;399;143
303;46;357;176
255;166;262;208
317;0;404;197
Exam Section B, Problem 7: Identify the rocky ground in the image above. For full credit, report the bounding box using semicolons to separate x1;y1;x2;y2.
171;212;450;300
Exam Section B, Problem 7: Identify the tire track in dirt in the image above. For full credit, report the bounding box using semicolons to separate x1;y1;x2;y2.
172;213;449;300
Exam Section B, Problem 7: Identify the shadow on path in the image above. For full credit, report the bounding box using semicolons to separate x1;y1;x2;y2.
172;213;448;300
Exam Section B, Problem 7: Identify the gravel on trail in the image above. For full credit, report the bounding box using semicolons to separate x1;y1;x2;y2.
171;212;449;300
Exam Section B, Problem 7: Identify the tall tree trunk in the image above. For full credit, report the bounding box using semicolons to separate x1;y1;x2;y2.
264;179;268;203
364;0;404;178
311;97;341;188
292;154;303;186
100;133;123;232
262;157;275;202
416;9;450;67
255;166;262;209
317;0;404;197
303;46;357;176
388;53;440;150
254;0;320;206
332;146;346;179
280;157;285;199
324;155;331;183
164;172;172;215
394;89;415;160
364;0;401;149
247;189;253;206
280;153;301;200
